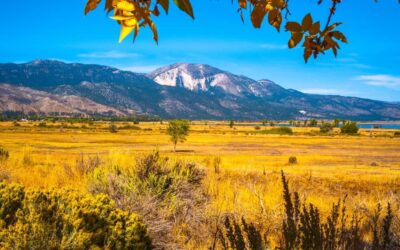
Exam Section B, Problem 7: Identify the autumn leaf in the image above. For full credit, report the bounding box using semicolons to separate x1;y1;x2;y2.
84;0;101;15
288;32;303;48
158;0;169;14
304;48;313;62
285;21;302;32
309;21;320;36
173;0;194;19
104;0;114;13
119;20;137;43
301;13;313;31
268;9;282;32
251;3;268;28
238;0;247;9
116;1;135;11
331;30;348;43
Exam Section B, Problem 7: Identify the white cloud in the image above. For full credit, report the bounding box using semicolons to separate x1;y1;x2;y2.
77;50;140;59
301;88;354;95
355;74;400;87
259;43;287;50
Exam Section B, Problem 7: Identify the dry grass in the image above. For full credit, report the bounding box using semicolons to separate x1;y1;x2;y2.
0;121;399;248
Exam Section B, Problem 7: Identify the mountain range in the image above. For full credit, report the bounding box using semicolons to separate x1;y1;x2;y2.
0;60;399;120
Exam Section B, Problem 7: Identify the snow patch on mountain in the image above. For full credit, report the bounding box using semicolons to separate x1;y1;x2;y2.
149;63;279;97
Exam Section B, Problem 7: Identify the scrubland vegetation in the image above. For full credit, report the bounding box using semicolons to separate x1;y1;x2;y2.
0;120;400;249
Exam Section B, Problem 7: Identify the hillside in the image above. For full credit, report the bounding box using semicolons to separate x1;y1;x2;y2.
0;60;399;120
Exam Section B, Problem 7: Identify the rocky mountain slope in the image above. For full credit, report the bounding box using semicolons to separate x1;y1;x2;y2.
1;60;399;120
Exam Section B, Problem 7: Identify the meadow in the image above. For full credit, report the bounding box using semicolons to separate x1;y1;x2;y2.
0;120;400;249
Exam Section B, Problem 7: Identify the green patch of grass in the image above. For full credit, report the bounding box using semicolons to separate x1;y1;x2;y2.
258;126;293;135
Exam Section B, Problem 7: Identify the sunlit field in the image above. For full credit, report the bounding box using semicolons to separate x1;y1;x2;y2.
1;121;400;248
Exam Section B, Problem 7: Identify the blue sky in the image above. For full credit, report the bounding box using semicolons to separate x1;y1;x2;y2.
1;1;400;102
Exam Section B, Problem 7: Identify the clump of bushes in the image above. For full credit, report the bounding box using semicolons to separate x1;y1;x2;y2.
260;126;293;135
288;156;298;165
254;125;261;130
0;147;9;160
0;182;151;249
394;131;400;137
341;121;359;134
109;123;118;133
215;215;266;250
88;151;207;249
320;122;334;134
213;172;399;249
37;122;47;128
120;124;141;130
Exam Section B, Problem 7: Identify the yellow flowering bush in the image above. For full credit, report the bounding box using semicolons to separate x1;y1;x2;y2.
0;182;151;249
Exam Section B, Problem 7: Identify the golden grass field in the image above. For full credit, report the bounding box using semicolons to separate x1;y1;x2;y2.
0;120;400;248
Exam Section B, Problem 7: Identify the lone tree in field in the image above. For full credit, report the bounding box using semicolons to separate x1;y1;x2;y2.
167;120;190;152
229;119;234;128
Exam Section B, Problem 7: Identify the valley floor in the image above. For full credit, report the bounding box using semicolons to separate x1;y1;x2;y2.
0;121;399;248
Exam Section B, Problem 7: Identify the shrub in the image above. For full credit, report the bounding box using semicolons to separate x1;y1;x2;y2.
394;131;400;137
0;148;9;160
109;123;118;133
13;121;20;127
229;120;234;128
341;121;359;134
120;124;141;130
260;126;293;135
309;118;318;127
254;125;261;130
38;122;47;128
288;156;297;165
88;151;206;249
215;215;266;250
320;122;334;133
0;182;151;249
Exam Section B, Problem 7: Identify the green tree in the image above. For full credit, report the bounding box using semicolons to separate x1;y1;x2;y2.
229;119;235;128
109;123;118;133
320;122;333;133
309;118;318;127
262;119;268;126
341;121;359;134
167;120;190;151
333;118;340;127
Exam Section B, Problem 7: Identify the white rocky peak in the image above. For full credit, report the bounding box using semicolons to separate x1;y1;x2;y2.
149;63;284;97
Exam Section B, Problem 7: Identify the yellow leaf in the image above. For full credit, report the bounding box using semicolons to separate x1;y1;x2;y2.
110;15;133;21
116;1;135;12
119;25;135;43
123;18;138;27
